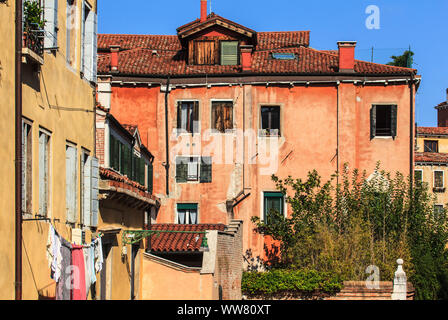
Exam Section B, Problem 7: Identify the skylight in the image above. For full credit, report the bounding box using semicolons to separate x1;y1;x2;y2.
272;53;296;60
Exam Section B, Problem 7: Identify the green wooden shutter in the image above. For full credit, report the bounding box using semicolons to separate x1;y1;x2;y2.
193;101;199;133
391;105;398;139
176;157;188;183
177;102;182;130
110;134;117;170
370;105;377;140
221;41;239;66
148;162;154;194
200;157;212;183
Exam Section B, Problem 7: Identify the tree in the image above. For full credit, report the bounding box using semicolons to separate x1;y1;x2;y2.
251;164;448;299
387;50;414;68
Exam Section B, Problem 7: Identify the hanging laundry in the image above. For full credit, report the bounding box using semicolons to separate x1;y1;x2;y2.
56;237;72;301
46;225;62;282
94;236;104;273
72;245;87;300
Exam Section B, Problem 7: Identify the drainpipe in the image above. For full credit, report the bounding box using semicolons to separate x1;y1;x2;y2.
15;0;23;300
164;77;171;196
409;74;415;186
336;81;340;186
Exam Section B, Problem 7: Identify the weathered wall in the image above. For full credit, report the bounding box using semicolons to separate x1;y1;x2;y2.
108;80;414;264
0;0;17;300
140;253;214;300
0;0;97;300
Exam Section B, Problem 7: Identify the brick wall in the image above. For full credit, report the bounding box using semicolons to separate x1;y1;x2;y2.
214;220;244;300
96;112;106;166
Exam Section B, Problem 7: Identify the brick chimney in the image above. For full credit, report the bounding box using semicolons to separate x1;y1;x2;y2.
240;45;253;72
201;0;208;22
337;41;357;73
110;45;120;73
436;88;448;127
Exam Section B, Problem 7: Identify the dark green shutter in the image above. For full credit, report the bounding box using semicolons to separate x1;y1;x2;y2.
140;158;145;186
176;157;188;183
370;105;377;140
193;101;199;133
177;102;182;130
148;163;153;194
200;157;212;183
177;203;198;210
391;105;398;139
264;192;284;224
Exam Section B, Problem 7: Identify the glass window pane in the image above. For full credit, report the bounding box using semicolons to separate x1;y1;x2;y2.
434;171;444;188
178;210;186;224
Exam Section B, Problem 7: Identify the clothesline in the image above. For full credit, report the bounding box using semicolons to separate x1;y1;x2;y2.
46;220;104;249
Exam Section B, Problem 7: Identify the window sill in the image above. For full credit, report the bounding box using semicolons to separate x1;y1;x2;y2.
372;136;394;140
433;187;446;193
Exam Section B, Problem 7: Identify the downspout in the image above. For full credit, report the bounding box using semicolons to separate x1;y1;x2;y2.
409;74;415;186
164;76;171;196
15;0;23;300
336;81;340;186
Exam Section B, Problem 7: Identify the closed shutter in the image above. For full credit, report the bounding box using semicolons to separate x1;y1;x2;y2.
44;0;58;49
82;3;94;81
221;41;238;66
192;101;199;133
39;133;47;216
66;146;77;223
200;157;212;183
370;105;377;140
176;157;188;183
177;102;182;130
140;158;146;186
83;156;92;226
391;105;398;139
147;162;153;194
80;0;86;72
92;12;98;82
22;123;27;214
91;157;99;227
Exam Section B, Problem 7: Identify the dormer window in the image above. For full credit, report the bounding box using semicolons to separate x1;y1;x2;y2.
221;41;239;65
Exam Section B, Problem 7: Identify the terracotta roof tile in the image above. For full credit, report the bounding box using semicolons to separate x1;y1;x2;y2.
149;224;226;252
415;152;448;164
417;127;448;136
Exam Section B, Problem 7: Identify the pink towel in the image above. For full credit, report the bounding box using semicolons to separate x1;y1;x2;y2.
71;245;87;300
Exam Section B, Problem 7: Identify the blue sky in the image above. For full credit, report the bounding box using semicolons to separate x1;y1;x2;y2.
98;0;448;127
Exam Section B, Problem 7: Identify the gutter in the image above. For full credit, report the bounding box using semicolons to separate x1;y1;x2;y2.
15;0;23;300
163;76;171;196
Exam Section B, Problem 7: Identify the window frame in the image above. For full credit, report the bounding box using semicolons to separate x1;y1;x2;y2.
414;169;423;183
175;156;212;184
259;105;282;137
176;100;200;135
424;140;439;153
22;119;33;218
262;191;286;223
370;104;398;139
38;128;52;218
65;142;78;224
210;99;235;134
176;203;199;225
433;170;445;189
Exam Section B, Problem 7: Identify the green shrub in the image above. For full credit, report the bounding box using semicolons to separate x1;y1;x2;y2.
242;269;343;297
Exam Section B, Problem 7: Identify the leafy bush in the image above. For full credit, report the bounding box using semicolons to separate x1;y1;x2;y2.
242;269;343;297
251;163;448;300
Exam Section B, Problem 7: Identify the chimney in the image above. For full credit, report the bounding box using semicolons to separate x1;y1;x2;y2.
110;45;120;73
201;0;208;22
240;45;253;72
446;88;448;102
437;89;448;127
337;41;357;73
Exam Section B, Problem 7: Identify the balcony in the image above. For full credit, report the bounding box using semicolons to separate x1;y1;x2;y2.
22;27;45;66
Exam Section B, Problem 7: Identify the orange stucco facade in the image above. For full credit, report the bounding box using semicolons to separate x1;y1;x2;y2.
102;79;416;262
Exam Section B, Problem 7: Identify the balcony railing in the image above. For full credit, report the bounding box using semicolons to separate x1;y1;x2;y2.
23;24;45;57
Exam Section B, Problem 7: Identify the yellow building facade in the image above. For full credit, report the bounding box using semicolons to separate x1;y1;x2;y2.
416;127;448;211
0;0;98;300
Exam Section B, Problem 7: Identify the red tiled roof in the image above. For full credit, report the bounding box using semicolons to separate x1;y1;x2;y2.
149;224;226;252
97;14;415;77
415;152;448;164
435;101;448;110
100;167;148;193
417;127;448;136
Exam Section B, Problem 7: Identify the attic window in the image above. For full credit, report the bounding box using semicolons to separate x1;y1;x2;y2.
221;41;239;66
272;53;296;60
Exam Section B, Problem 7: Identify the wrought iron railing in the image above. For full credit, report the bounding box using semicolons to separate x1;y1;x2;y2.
23;23;45;57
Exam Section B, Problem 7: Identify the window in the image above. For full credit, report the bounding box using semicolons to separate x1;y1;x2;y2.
177;101;199;134
272;53;296;60
370;105;397;139
176;156;212;183
193;40;217;65
81;151;91;226
260;106;281;136
424;140;439;153
130;151;146;186
22;121;33;216
434;171;445;190
221;41;239;66
81;0;98;82
212;101;233;133
263;192;284;224
38;130;51;217
434;205;444;219
414;170;423;183
177;204;198;225
43;0;58;50
109;133;132;177
66;144;77;223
